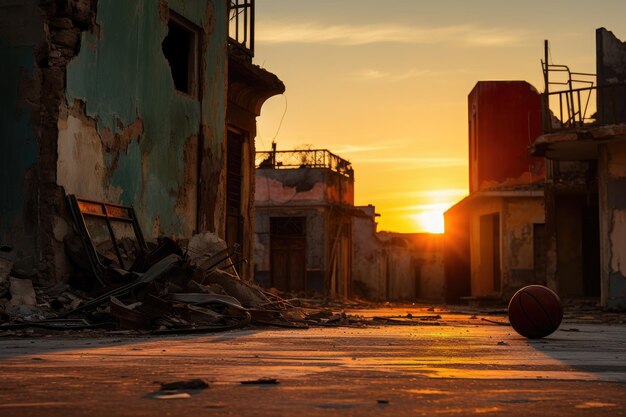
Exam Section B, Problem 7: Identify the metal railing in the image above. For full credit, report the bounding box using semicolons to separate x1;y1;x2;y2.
541;46;626;132
228;0;254;57
256;149;354;179
546;83;626;131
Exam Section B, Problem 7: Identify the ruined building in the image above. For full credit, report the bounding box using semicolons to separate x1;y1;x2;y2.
444;81;546;303
0;1;283;282
352;205;445;302
254;147;355;297
531;28;626;309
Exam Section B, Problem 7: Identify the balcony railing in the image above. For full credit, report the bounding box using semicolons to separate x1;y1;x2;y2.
228;0;254;57
541;52;626;132
545;83;626;131
256;149;354;179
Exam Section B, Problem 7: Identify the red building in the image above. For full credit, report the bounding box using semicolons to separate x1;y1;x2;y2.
445;81;546;304
469;81;544;192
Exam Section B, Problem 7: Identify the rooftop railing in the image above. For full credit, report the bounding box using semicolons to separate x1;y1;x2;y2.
541;48;626;132
256;149;354;179
228;0;254;57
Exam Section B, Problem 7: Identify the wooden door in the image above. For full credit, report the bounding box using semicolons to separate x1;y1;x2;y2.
270;217;306;292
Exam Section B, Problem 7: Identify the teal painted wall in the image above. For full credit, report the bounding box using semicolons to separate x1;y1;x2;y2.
65;0;226;237
0;40;38;249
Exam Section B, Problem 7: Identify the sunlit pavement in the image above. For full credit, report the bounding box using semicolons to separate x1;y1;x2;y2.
0;307;625;416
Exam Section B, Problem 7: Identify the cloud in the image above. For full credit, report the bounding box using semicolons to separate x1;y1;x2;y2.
350;67;435;81
257;22;532;47
331;144;393;154
355;156;466;168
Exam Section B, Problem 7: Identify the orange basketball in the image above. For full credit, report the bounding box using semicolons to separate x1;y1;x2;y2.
508;285;563;339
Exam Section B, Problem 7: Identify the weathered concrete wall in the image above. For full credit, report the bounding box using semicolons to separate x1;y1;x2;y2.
61;0;227;245
412;234;445;302
467;196;544;298
353;212;445;302
1;0;228;280
254;206;327;292
387;247;414;300
501;198;545;298
256;168;354;206
0;0;44;263
0;0;94;278
468;198;503;296
254;167;354;296
352;207;386;300
256;169;326;204
597;28;626;125
599;141;626;309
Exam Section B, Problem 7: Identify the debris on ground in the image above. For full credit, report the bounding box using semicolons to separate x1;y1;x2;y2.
1;195;624;337
240;378;279;385
152;393;192;400
160;379;210;390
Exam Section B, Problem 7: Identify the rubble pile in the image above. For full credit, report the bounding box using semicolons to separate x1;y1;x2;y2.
0;237;312;333
0;196;446;334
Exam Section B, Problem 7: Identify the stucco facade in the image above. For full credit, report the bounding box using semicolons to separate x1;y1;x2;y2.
444;81;546;303
0;1;281;282
352;206;445;302
254;151;354;297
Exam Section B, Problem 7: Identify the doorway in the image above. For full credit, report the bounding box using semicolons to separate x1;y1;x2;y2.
270;217;306;292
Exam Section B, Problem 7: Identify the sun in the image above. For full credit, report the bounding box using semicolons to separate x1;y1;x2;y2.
413;210;444;234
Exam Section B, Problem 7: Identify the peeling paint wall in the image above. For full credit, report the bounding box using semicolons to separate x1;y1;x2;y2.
62;0;227;241
501;198;545;298
256;168;353;206
254;167;354;296
467;196;544;298
599;142;626;309
1;0;228;281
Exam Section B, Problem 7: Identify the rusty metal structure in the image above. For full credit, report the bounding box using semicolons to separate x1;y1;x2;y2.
542;40;626;132
255;146;354;179
228;0;254;56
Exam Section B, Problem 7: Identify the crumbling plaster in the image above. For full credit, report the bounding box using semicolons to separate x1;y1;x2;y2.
62;0;227;240
468;196;544;297
256;170;326;204
602;142;626;309
256;169;354;207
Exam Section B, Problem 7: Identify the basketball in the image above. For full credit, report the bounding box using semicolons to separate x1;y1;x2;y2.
507;285;563;339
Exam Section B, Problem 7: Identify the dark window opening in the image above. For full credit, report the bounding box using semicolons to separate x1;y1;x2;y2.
162;13;198;95
226;131;244;272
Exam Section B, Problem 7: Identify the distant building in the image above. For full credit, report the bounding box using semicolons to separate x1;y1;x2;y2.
352;205;445;301
444;81;546;303
254;147;355;297
531;28;626;309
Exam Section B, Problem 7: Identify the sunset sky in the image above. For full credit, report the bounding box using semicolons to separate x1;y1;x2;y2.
253;0;626;233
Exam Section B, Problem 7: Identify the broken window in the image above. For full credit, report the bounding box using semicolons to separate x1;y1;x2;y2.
162;12;200;96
